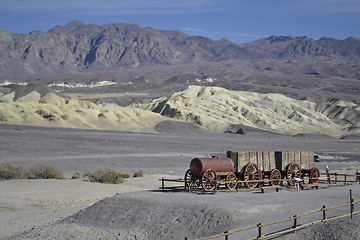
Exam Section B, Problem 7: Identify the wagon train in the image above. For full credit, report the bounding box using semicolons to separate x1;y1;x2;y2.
184;150;320;191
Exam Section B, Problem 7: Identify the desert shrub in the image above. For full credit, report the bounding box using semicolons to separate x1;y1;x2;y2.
35;109;56;121
83;169;129;184
98;113;106;119
71;172;81;179
133;170;144;177
0;163;26;180
27;164;65;179
61;114;69;120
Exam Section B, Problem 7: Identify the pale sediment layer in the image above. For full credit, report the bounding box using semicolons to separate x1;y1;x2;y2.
0;91;168;132
144;85;360;137
1;84;359;137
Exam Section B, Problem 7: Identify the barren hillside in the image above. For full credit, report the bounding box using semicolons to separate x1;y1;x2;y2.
0;21;359;75
0;84;170;132
143;85;360;137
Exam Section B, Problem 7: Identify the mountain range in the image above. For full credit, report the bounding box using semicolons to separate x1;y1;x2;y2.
0;20;359;76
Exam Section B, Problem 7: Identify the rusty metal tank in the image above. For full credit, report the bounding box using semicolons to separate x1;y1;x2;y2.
190;156;234;176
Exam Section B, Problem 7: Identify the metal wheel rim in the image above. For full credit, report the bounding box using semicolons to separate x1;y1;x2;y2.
225;172;237;190
242;163;260;189
309;167;320;184
184;169;194;189
286;163;301;186
201;169;217;191
269;169;281;186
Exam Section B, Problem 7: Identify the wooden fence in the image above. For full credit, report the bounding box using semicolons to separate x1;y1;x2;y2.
159;172;360;192
185;190;359;240
320;172;360;185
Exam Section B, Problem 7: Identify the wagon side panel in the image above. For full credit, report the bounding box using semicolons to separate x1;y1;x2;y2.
249;151;257;166
268;151;275;170
294;151;301;168
301;150;314;169
289;151;295;165
309;151;314;169
282;151;289;169
257;151;264;171
263;151;269;172
263;151;274;171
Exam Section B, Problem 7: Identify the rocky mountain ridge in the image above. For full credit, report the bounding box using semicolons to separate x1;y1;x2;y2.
0;21;359;75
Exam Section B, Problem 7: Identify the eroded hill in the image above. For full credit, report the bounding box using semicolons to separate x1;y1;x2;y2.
143;85;360;137
1;84;359;137
0;84;169;132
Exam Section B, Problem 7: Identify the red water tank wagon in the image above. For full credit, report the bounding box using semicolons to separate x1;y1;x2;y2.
190;156;235;176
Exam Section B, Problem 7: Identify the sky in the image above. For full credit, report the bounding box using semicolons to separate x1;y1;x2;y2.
0;0;359;43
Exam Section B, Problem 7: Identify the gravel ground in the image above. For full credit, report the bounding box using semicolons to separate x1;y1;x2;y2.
1;124;360;239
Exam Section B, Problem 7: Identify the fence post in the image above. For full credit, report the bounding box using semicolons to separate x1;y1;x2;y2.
293;215;297;233
257;223;262;239
344;174;347;184
350;189;354;219
185;237;188;240
356;170;360;184
335;173;337;184
162;178;164;191
322;205;326;221
224;231;228;240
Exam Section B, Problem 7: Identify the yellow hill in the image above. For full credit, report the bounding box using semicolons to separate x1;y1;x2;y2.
0;92;168;132
143;85;360;137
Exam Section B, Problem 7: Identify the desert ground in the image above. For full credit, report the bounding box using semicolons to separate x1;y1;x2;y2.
1;123;360;240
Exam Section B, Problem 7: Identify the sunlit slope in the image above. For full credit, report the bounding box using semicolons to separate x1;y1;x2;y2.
0;92;167;132
143;85;360;137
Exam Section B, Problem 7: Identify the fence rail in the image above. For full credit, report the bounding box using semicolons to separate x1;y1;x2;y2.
320;172;360;185
185;190;359;240
159;171;360;192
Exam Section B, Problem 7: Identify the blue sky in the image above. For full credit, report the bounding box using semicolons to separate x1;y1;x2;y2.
0;0;359;43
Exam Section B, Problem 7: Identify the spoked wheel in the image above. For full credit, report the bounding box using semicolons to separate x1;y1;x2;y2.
241;163;261;188
269;169;282;186
225;172;238;190
201;169;217;191
309;167;320;184
285;163;301;186
184;169;199;191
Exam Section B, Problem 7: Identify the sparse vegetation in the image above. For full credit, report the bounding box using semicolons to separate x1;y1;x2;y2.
0;163;142;183
27;164;65;179
83;169;130;184
0;163;26;180
0;163;65;180
133;170;144;177
71;172;81;179
35;109;57;121
61;114;69;120
98;113;106;119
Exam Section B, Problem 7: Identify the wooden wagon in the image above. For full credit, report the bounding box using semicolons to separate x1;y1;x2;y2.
184;150;320;191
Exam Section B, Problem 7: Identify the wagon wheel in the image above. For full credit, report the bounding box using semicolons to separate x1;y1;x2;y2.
269;168;282;186
242;163;261;188
285;163;301;186
201;169;217;191
184;169;199;191
225;172;238;190
188;181;199;191
309;167;320;184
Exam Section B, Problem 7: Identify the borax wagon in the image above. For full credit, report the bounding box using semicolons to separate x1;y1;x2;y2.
184;150;320;191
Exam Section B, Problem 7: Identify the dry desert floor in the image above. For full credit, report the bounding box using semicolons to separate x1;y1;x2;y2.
1;123;360;239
